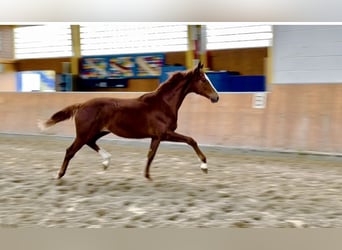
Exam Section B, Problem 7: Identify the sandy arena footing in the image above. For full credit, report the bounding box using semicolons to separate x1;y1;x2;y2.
0;134;341;228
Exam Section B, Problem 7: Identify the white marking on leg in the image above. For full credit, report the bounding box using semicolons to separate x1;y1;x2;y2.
198;158;208;170
99;149;111;169
200;162;208;170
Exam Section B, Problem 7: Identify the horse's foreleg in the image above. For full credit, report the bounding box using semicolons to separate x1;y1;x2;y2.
144;138;161;180
58;138;84;179
165;131;208;173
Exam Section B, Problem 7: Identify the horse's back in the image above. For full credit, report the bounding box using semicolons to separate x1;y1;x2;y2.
74;97;150;137
74;98;119;126
82;97;141;108
82;97;119;107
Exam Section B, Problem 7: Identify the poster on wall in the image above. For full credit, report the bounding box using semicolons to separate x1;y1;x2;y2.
80;53;165;80
135;55;164;77
108;56;134;78
81;58;107;79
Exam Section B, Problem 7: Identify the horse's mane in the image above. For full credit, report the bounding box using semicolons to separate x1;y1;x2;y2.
156;69;194;93
138;68;194;101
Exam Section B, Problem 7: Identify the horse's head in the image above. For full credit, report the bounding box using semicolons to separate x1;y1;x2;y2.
189;62;219;103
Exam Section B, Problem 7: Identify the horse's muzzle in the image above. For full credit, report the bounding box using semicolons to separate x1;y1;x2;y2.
210;95;219;103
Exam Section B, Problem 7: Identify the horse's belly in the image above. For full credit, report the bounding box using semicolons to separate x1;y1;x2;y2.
110;127;149;139
106;116;150;139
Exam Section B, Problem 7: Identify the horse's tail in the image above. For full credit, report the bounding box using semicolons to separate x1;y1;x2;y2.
38;103;82;131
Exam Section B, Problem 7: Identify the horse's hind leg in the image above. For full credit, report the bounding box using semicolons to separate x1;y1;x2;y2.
86;131;111;169
144;137;161;180
58;137;85;179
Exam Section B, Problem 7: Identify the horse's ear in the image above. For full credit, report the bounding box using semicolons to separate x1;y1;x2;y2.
195;61;203;74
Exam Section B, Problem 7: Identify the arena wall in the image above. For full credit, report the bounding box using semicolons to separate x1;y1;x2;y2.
0;83;341;154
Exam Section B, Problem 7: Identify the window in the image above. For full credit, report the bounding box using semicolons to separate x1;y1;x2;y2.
206;23;273;50
14;25;72;59
80;23;188;55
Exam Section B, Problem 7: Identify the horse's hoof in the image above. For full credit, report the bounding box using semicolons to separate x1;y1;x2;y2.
145;174;153;181
201;168;208;174
102;160;110;170
200;162;208;174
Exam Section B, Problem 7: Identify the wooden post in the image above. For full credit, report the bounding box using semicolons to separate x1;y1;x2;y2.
70;25;81;75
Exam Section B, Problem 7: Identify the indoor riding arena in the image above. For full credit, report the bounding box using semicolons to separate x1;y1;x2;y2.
0;24;341;228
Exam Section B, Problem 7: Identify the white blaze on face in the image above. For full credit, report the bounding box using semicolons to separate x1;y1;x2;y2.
99;149;111;168
204;73;218;94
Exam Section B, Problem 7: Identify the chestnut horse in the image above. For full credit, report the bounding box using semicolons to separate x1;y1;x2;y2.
38;63;219;180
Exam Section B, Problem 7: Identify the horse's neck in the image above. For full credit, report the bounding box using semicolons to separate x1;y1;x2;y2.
158;79;189;114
